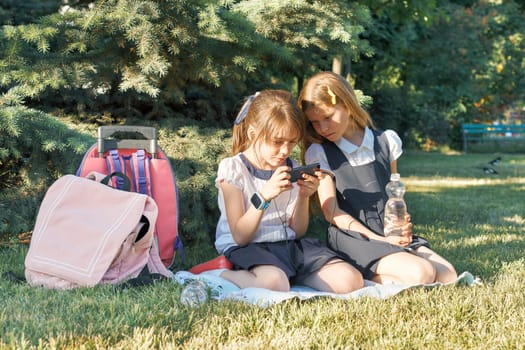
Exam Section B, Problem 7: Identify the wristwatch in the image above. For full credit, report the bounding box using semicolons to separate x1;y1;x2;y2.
250;192;270;210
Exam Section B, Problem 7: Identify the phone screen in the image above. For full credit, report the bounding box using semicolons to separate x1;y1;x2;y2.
290;163;320;182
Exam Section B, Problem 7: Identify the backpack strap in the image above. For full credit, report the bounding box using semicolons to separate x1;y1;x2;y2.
116;266;168;289
173;236;185;266
106;149;153;195
111;237;173;289
107;149;125;189
121;154;135;192
146;238;174;277
100;172;131;192
134;149;151;195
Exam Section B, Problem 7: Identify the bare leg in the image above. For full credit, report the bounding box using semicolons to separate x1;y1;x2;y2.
302;259;364;293
373;251;436;285
220;265;290;292
414;246;457;283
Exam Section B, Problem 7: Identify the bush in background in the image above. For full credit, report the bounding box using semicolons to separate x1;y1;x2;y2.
0;108;233;262
0;106;93;236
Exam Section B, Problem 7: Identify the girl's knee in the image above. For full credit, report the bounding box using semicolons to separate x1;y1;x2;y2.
313;262;364;293
436;264;458;284
257;268;290;291
377;253;435;284
337;267;364;293
409;260;436;284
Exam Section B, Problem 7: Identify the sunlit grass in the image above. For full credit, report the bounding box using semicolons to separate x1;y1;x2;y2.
2;152;525;349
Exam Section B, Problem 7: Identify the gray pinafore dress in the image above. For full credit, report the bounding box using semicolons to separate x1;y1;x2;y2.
322;130;429;279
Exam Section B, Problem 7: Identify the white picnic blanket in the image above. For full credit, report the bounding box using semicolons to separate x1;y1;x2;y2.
173;270;481;307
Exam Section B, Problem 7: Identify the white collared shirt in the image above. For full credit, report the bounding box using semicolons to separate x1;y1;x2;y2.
305;127;403;170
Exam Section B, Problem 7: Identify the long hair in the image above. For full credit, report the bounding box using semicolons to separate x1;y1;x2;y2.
232;90;305;156
297;71;375;151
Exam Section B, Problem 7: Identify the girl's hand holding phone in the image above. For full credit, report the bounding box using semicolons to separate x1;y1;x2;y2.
296;170;320;198
259;166;293;200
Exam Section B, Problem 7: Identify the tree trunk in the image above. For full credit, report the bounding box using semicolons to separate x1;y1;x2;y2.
332;55;343;75
296;76;304;97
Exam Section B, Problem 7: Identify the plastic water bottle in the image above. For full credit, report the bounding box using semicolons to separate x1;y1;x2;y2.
383;173;408;237
180;280;209;307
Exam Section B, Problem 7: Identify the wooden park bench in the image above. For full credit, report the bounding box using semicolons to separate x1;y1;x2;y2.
461;123;525;152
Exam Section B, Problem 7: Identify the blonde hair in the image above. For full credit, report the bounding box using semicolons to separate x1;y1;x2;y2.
297;71;375;150
232;90;305;155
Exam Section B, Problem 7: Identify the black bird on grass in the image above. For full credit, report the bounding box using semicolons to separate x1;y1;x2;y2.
474;165;498;174
488;156;502;166
481;166;498;174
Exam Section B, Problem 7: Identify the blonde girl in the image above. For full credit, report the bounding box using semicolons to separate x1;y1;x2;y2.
298;72;457;285
215;89;363;293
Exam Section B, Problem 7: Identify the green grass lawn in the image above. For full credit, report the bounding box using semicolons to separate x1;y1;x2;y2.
1;152;525;349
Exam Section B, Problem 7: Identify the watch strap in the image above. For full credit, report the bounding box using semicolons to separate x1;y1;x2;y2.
251;192;270;210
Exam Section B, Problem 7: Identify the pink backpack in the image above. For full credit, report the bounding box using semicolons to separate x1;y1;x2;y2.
76;126;183;268
25;172;172;289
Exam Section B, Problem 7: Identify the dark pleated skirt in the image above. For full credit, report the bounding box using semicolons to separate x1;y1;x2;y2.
327;226;430;279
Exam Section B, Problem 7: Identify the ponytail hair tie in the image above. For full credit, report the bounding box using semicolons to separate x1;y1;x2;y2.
234;92;260;125
326;86;337;105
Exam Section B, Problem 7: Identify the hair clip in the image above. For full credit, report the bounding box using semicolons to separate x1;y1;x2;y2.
234;92;260;125
326;86;337;105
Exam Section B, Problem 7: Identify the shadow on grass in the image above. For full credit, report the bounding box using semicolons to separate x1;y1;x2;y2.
407;182;524;281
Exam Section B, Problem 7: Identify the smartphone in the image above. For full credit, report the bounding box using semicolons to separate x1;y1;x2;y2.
290;163;321;182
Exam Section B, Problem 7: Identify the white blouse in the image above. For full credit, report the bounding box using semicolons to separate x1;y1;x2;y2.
214;154;300;254
305;127;403;171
